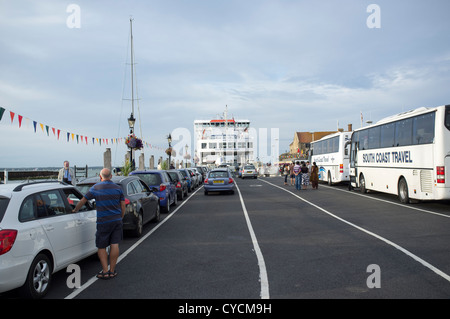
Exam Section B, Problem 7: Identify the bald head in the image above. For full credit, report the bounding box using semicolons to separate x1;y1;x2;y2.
100;168;112;180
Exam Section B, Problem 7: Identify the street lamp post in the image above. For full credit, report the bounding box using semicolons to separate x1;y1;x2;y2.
167;133;172;169
185;144;188;168
128;114;136;170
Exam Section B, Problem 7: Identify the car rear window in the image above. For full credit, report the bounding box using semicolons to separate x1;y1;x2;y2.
178;170;188;177
76;184;95;195
136;174;162;186
209;171;229;178
0;197;11;223
167;172;180;181
244;165;255;169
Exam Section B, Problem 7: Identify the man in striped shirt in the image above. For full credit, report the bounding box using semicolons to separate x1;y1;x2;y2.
73;168;125;279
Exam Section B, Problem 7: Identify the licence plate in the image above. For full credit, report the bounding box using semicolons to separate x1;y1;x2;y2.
213;180;224;184
246;171;253;173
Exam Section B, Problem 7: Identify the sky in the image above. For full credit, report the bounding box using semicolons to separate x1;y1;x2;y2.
1;0;450;168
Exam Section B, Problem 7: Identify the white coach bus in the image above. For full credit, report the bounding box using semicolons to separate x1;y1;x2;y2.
310;131;352;185
349;105;450;203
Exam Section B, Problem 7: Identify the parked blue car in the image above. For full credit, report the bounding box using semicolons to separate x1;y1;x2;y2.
177;168;194;192
131;170;177;213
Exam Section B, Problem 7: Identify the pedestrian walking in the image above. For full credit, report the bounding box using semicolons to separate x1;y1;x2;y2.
294;161;302;190
283;164;289;185
72;168;125;279
58;160;75;185
310;162;319;189
301;161;309;190
289;162;295;186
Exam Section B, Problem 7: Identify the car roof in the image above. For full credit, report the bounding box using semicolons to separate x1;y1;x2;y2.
131;169;163;174
77;175;138;185
0;181;73;198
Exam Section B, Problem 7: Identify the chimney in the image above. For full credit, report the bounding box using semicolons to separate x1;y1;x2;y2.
348;124;353;132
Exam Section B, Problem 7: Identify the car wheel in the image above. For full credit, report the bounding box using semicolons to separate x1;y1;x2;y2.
162;201;170;214
131;212;143;237
152;204;160;223
173;193;178;206
21;253;52;299
204;190;208;195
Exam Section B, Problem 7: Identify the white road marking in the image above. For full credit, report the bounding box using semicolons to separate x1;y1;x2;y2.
65;186;204;299
235;182;270;299
261;179;450;283
322;184;450;219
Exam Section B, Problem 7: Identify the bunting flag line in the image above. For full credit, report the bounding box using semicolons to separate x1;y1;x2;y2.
0;106;166;151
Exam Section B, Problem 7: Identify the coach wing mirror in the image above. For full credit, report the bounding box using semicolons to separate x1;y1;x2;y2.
344;141;351;156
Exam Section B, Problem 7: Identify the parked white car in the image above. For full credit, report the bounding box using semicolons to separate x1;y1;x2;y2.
0;181;97;298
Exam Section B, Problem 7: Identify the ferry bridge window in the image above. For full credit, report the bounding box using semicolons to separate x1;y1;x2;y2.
380;122;395;148
395;118;413;146
413;112;435;144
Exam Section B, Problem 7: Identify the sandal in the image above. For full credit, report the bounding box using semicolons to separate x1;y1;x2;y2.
108;270;117;279
96;270;110;280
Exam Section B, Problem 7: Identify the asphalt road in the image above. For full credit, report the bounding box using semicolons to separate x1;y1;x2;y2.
4;176;450;301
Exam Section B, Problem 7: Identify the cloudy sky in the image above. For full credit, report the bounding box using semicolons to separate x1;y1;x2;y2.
1;0;450;168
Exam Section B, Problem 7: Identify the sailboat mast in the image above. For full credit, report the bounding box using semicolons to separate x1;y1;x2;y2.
130;18;135;117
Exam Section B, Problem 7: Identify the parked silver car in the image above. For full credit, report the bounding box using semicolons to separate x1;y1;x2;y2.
241;164;258;179
204;169;235;195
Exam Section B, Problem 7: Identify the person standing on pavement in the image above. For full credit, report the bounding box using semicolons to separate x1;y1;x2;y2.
293;161;302;190
283;164;289;185
301;161;309;190
289;162;295;186
72;168;125;279
58;160;75;184
310;162;319;189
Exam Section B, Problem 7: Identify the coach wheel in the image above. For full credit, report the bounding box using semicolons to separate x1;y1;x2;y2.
359;174;367;194
398;177;410;204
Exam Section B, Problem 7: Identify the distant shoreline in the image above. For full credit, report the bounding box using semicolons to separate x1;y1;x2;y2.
0;166;103;171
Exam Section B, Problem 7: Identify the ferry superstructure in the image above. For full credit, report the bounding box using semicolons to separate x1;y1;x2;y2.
194;107;255;166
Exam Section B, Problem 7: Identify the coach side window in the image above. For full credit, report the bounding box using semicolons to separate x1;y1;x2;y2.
445;106;450;131
413;112;435;145
395;118;413;146
368;126;381;149
359;129;369;150
380;122;395;148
